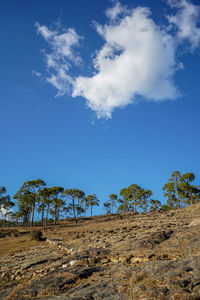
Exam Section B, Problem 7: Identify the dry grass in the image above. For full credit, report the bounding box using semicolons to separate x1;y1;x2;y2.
0;235;46;257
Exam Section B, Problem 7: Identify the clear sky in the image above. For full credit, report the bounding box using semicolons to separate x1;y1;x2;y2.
1;0;200;216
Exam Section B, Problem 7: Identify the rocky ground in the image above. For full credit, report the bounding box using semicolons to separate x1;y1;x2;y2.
0;204;200;299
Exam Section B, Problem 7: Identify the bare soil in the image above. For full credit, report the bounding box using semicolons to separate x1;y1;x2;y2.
1;204;200;299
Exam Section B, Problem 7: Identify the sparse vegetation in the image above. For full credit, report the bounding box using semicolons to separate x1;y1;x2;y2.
31;229;43;241
0;170;200;227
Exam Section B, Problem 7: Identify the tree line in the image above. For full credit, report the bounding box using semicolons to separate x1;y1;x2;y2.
0;171;200;226
104;171;200;214
0;180;100;226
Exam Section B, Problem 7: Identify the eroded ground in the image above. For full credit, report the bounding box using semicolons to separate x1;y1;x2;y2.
1;204;200;299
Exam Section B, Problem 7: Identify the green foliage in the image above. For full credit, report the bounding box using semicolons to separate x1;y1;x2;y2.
47;187;64;224
31;229;43;241
85;194;100;216
3;170;200;228
108;194;118;214
160;204;172;211
103;201;111;214
0;186;14;221
63;188;85;222
119;184;153;213
13;179;46;226
163;171;200;208
150;199;161;211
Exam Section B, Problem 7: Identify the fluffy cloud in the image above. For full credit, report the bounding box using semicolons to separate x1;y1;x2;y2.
36;23;82;96
73;5;177;118
167;0;200;49
36;1;200;118
0;207;13;220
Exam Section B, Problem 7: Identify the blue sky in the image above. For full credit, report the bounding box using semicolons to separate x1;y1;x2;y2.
1;0;200;216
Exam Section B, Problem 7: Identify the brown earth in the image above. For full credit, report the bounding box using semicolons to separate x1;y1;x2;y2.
0;204;200;299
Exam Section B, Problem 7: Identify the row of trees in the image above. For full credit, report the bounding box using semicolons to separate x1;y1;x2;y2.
103;187;153;214
1;180;100;226
163;171;200;208
0;171;199;226
103;171;200;214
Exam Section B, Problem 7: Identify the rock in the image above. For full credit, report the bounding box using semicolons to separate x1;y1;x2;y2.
1;203;200;299
69;260;77;267
186;236;200;257
189;219;200;227
62;264;68;268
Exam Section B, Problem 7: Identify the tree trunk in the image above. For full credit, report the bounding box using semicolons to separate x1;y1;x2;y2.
54;202;58;225
31;201;35;226
134;198;136;213
145;199;147;213
176;180;180;209
72;198;77;223
190;191;193;205
41;206;44;226
45;206;49;226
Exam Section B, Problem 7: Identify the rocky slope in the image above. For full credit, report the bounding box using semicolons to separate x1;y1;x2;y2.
1;204;200;299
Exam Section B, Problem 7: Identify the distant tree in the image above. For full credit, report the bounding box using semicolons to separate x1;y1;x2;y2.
160;204;172;211
137;189;153;213
0;187;14;221
14;190;34;226
128;184;143;212
81;196;88;217
169;171;182;207
179;173;200;206
11;211;21;226
118;185;153;213
109;194;118;214
62;205;71;219
48;187;64;225
85;194;100;217
119;188;130;212
163;171;182;208
163;171;200;208
62;188;85;223
14;179;46;226
103;201;111;214
150;200;161;212
38;188;52;226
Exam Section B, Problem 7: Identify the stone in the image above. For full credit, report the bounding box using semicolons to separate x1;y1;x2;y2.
189;219;200;227
69;260;77;267
186;236;200;257
1;203;200;299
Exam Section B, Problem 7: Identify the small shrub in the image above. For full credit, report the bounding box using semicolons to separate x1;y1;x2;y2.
160;204;172;212
31;229;43;241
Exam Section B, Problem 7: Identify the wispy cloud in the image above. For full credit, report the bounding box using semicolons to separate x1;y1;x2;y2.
167;0;200;49
35;22;82;96
32;70;42;77
105;1;128;20
36;0;200;118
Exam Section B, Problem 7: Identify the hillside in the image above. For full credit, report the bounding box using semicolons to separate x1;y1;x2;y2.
1;204;200;299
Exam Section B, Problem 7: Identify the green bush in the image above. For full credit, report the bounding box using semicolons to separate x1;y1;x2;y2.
31;229;43;241
160;204;172;212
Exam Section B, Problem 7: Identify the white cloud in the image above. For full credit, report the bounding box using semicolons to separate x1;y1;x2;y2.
72;4;177;118
0;207;13;220
105;1;128;21
167;0;200;49
36;1;200;118
32;70;41;77
36;22;82;96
